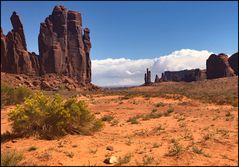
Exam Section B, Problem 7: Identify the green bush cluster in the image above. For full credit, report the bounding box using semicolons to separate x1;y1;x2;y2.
8;92;103;139
1;150;23;166
1;84;32;108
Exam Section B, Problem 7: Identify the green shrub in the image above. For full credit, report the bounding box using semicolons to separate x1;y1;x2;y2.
127;116;140;124
101;115;114;122
167;107;174;113
8;92;104;139
117;153;132;165
1;150;23;166
1;84;32;108
166;139;183;156
151;108;157;113
155;102;165;107
192;146;203;154
27;146;37;152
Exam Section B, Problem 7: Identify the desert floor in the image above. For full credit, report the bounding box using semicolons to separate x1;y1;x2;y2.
1;87;238;166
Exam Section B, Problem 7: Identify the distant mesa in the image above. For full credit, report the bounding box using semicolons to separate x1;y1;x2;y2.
1;6;96;91
149;52;238;85
155;69;206;83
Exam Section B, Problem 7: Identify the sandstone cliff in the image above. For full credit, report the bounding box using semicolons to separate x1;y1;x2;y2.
228;52;238;75
38;5;91;84
157;69;206;82
1;6;94;90
206;53;235;79
1;12;39;75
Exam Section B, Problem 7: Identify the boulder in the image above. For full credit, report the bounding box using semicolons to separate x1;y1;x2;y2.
104;156;118;164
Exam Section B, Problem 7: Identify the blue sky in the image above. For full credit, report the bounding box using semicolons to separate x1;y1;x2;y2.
1;1;238;60
1;1;238;86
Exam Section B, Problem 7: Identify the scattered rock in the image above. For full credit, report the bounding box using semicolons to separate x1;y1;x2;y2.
15;76;24;81
104;156;118;164
106;146;114;151
32;81;39;86
11;140;17;143
24;81;34;87
40;81;52;90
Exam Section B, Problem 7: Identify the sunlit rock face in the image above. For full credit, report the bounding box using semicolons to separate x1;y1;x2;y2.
38;5;92;84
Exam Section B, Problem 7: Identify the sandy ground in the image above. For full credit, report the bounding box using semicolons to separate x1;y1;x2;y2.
1;94;238;166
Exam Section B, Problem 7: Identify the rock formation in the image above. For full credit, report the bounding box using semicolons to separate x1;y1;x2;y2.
1;12;39;75
157;69;206;82
1;28;7;70
228;52;238;75
154;74;160;83
144;68;152;85
1;6;94;90
38;5;91;84
206;53;235;79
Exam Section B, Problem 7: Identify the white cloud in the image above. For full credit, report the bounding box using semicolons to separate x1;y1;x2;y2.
92;49;213;87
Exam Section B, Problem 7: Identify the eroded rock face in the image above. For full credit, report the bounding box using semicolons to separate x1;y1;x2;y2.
159;69;206;82
1;28;7;70
10;11;27;50
206;53;235;79
39;5;91;84
228;52;238;75
1;12;39;75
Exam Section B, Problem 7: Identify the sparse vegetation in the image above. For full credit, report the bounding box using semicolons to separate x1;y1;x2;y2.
166;139;183;156
101;115;114;122
117;153;132;165
142;112;163;120
127;115;141;124
152;143;160;148
1;84;32;108
110;119;119;126
225;111;234;121
1;150;23;166
8;92;104;139
155;102;165;107
152;124;165;134
28;146;37;152
203;133;213;141
151;108;157;113
192;146;203;154
64;151;74;158
167;106;174;113
142;155;154;166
